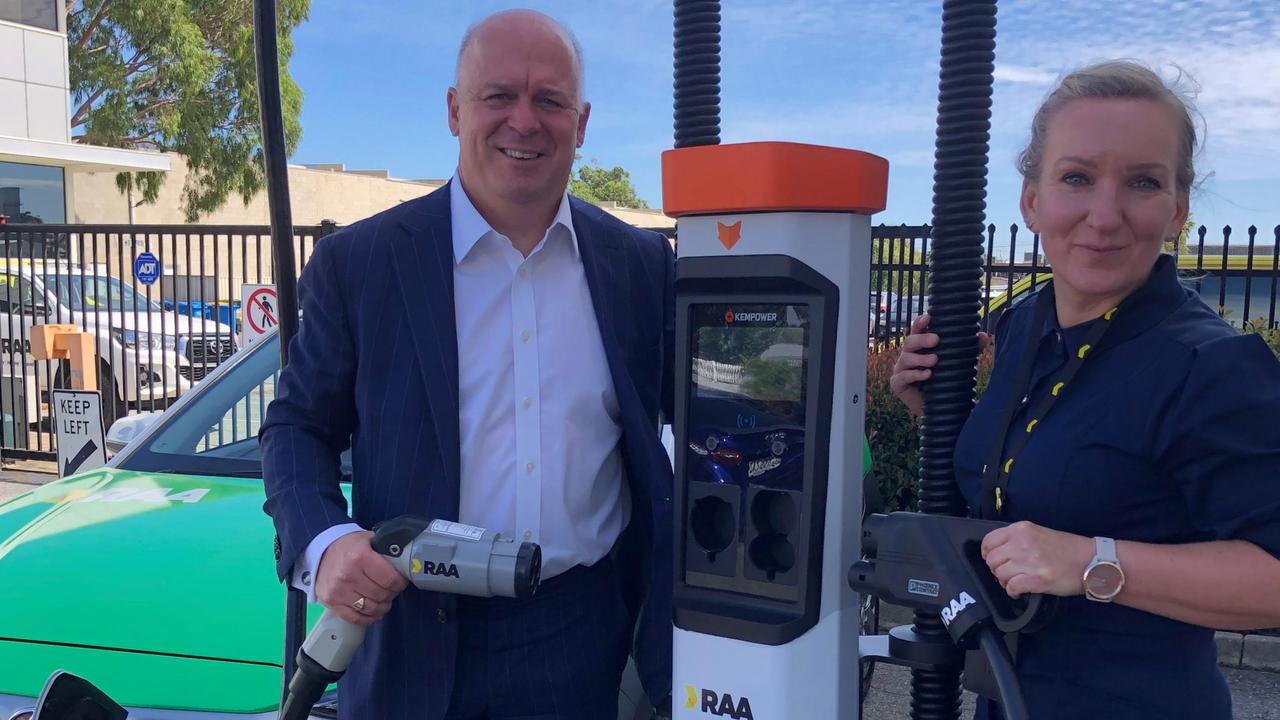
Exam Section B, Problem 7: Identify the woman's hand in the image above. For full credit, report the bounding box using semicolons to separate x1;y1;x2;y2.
889;314;989;416
980;521;1094;598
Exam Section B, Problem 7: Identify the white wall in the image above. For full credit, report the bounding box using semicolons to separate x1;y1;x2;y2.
0;19;70;144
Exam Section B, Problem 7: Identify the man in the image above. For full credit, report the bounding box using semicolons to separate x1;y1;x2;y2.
260;10;674;720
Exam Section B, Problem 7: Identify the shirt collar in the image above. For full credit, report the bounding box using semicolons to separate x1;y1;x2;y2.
449;175;579;264
1041;253;1189;345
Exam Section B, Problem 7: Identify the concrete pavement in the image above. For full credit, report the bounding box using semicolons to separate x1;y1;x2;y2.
0;462;52;503
862;661;1280;720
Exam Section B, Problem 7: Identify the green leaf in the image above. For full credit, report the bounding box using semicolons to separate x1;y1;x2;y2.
67;0;310;221
568;155;650;208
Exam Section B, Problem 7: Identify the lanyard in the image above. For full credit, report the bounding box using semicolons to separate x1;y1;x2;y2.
979;285;1119;519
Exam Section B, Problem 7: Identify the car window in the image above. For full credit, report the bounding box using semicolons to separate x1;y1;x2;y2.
0;272;39;314
118;332;352;479
42;274;162;313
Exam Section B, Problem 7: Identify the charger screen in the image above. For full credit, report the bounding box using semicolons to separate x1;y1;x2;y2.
687;303;809;490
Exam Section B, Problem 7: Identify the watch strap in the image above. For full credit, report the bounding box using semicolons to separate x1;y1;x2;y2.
1094;536;1117;563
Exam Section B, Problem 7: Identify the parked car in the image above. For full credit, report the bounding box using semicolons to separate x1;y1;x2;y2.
0;261;236;425
878;294;930;338
0;330;651;720
868;291;897;338
981;254;1280;333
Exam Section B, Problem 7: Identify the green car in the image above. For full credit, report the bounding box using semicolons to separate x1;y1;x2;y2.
0;330;658;719
0;332;340;719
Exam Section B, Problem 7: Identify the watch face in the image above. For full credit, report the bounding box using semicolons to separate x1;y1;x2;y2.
1085;562;1124;599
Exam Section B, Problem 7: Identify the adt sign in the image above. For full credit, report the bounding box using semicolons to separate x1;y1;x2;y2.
133;252;160;286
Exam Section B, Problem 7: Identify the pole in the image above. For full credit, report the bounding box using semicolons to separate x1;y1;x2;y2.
251;0;306;704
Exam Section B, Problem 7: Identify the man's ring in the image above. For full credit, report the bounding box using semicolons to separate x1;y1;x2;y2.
351;596;367;612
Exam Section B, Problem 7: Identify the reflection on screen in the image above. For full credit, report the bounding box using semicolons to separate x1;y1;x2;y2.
687;303;809;491
692;304;808;405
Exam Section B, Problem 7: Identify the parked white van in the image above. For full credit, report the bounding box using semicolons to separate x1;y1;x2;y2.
1;261;235;425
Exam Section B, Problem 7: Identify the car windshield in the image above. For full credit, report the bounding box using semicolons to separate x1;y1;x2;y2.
43;274;162;313
116;332;351;479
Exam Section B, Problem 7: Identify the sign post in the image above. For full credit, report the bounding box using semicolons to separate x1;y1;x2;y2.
241;283;279;346
53;389;107;478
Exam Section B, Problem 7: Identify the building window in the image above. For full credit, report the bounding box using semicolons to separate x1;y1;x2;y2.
0;161;65;224
0;0;58;31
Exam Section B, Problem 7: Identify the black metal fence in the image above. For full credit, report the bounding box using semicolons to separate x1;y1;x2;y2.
1;222;336;459
869;224;1280;345
3;220;1275;460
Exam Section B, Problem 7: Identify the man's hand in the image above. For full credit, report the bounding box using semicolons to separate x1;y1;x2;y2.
980;521;1094;599
315;530;410;625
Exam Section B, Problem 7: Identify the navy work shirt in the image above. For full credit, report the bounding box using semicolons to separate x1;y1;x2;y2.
954;255;1280;719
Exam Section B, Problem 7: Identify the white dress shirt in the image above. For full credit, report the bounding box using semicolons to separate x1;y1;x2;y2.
292;176;628;598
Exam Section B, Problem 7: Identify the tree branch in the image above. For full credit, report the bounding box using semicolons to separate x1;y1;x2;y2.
76;2;113;51
123;45;152;74
70;86;109;127
132;97;180;118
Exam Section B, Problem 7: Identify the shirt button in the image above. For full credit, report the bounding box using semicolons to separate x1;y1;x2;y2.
300;571;312;586
524;530;533;540
518;266;528;278
436;609;448;624
526;461;535;473
521;330;530;343
522;396;532;409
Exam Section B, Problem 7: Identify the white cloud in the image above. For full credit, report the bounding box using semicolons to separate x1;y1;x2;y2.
994;65;1058;86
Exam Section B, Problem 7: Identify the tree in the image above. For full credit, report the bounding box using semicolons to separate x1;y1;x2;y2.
870;237;929;295
568;155;650;208
1165;214;1196;255
67;0;309;221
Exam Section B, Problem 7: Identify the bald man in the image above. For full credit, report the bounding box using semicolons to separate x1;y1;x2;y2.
260;9;674;720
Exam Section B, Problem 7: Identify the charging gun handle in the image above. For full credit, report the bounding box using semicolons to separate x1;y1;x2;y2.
278;610;366;720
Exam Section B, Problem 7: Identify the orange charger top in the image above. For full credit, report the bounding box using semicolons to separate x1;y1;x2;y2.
661;141;889;218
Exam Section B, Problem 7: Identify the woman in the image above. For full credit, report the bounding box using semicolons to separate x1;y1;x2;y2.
891;61;1280;719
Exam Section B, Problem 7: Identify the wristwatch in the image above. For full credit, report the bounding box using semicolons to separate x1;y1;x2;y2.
1082;536;1125;602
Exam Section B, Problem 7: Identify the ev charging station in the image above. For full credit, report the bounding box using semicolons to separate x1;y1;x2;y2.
664;143;888;718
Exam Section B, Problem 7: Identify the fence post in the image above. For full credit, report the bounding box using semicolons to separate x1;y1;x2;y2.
318;219;338;238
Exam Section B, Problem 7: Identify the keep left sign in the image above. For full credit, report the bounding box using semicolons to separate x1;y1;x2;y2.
54;390;107;478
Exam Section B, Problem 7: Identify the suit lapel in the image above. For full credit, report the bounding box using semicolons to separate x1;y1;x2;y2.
573;200;630;383
393;186;462;508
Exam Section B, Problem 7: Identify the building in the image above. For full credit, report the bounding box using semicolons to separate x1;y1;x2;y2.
69;158;675;298
0;0;167;230
73;158;676;233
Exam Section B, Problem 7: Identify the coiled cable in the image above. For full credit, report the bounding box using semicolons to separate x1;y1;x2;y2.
912;1;998;718
673;0;721;147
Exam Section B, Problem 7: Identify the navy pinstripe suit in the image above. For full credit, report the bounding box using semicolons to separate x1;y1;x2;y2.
260;183;674;719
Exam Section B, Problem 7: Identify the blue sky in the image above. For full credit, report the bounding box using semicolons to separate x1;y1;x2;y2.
290;0;1279;256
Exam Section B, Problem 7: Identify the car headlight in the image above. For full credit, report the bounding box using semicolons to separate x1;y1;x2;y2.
110;327;136;348
110;328;175;351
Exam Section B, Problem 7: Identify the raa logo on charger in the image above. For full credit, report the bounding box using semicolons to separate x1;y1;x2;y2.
684;684;754;719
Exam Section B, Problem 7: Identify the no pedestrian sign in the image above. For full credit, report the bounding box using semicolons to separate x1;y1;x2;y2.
53;390;107;478
241;284;278;346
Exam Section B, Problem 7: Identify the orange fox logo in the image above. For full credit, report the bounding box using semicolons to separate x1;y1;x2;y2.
717;221;742;250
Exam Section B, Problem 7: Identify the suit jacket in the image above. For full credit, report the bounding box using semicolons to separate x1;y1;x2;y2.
260;183;675;719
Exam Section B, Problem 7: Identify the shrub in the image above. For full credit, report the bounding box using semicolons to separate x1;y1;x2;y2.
864;342;994;514
1242;318;1280;359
